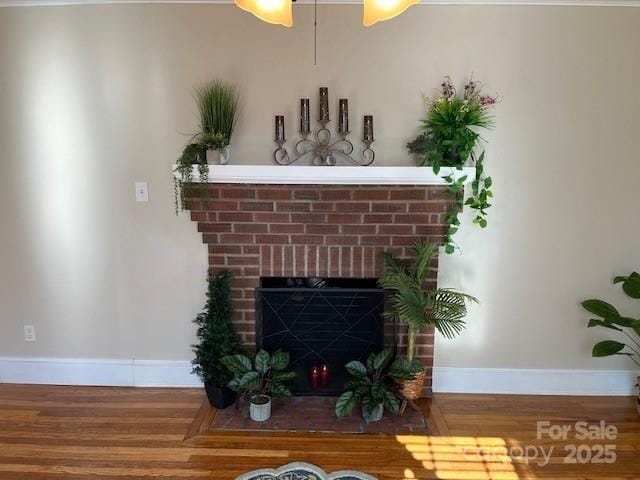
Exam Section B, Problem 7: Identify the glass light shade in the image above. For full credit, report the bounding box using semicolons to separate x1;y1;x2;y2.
234;0;293;27
363;0;419;27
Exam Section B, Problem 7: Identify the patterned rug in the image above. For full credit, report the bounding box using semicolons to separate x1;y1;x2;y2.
235;462;377;480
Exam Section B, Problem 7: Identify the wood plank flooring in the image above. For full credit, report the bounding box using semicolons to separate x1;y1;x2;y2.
0;384;638;479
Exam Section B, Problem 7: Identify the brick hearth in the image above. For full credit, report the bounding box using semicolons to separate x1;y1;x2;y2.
185;183;454;392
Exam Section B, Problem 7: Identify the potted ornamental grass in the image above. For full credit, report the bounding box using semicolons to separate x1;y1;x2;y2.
191;270;243;409
581;272;640;416
221;349;296;422
335;348;416;424
378;239;477;399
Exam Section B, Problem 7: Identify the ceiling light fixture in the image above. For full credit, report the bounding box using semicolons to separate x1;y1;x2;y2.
234;0;417;28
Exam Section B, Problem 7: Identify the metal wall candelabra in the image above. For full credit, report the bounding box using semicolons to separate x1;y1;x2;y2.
273;88;375;166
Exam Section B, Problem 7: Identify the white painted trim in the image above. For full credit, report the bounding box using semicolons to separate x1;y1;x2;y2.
2;0;640;7
1;357;637;395
173;165;476;185
0;357;202;387
433;366;639;395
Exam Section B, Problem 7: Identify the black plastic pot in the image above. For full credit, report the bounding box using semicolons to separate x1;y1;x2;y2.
204;383;236;409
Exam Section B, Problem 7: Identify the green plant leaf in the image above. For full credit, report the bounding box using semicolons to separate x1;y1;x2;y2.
362;396;383;424
254;350;270;374
238;371;260;390
621;273;640;299
372;348;393;371
382;389;400;414
592;340;626;357
269;382;292;398
335;391;358;418
272;371;296;382
220;354;252;375
345;361;368;377
271;350;290;371
581;299;620;319
587;319;622;332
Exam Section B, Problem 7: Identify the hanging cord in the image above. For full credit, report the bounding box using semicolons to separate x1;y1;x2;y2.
314;0;318;65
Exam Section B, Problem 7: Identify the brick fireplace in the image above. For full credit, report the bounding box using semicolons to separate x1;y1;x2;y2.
184;180;455;392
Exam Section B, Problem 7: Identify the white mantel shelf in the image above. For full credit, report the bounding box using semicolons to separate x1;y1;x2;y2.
173;165;475;186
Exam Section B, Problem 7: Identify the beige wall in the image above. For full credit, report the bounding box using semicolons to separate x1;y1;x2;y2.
0;4;639;371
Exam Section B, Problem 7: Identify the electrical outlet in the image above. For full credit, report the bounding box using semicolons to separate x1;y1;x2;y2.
24;325;36;342
135;182;149;202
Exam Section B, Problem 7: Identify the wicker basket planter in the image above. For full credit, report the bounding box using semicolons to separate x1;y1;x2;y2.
397;370;427;400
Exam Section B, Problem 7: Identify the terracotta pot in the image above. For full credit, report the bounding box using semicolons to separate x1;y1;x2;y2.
397;370;427;401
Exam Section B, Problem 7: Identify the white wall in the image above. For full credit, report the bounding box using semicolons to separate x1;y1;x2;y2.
0;4;639;389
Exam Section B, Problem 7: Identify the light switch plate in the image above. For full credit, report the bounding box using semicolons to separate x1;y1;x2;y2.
24;325;36;342
135;182;149;202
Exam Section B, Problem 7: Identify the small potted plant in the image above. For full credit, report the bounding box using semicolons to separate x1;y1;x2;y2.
581;272;640;416
221;349;296;422
378;239;477;400
335;348;414;424
191;270;244;409
174;79;239;212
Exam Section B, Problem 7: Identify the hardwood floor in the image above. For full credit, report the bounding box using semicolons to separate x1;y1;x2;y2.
0;384;638;480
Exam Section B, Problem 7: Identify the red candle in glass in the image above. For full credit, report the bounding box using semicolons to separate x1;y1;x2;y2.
310;366;320;389
320;364;329;387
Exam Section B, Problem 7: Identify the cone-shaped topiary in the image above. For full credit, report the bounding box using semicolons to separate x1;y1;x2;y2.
191;270;243;387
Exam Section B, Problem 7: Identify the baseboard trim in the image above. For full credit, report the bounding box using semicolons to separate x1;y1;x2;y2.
1;357;637;394
433;366;639;395
0;357;201;387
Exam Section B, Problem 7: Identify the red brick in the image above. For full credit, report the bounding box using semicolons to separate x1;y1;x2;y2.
257;189;292;200
204;201;239;211
306;247;318;275
202;233;218;244
209;245;241;255
326;235;358;245
334;202;370;213
209;255;226;266
273;246;283;276
190;211;207;222
361;236;391;246
232;223;266;233
276;202;311;212
254;213;290;223
390;189;426;200
372;203;407;213
329;247;340;277
353;189;389;201
295;246;306;275
293;190;320;200
221;188;256;199
291;213;326;224
363;214;393;224
283;246;294;276
219;212;253;222
320;190;352;201
341;224;376;235
311;203;335;212
198;223;232;233
391;236;414;246
261;245;272;275
291;235;324;245
341;248;352;276
240;201;274;212
243;245;260;254
233;278;260;289
352;247;363;278
270;224;305;234
428;188;451;200
327;214;362;224
415;225;447;236
379;225;414;235
255;234;290;244
408;203;447;213
228;256;259;266
306;224;339;234
220;233;254;244
318;247;329;276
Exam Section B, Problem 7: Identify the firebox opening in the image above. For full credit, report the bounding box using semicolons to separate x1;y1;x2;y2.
256;277;393;396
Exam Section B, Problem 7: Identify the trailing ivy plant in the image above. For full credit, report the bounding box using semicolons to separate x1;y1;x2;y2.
408;77;498;254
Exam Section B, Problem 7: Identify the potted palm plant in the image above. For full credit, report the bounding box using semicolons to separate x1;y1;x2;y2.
191;270;243;409
221;349;296;422
581;272;640;416
335;348;415;423
378;239;477;399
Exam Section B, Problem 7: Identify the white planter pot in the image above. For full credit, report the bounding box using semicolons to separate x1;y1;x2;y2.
249;395;272;422
364;403;384;423
206;147;231;165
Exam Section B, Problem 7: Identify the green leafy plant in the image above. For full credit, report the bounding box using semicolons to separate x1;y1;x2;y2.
581;272;640;367
408;77;497;253
191;270;243;387
174;79;240;213
378;239;478;363
335;348;414;423
221;349;296;402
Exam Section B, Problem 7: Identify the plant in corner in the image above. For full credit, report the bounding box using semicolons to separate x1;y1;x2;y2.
407;76;498;254
191;270;243;409
335;348;415;423
174;79;240;213
221;349;296;422
581;272;640;415
378;239;477;399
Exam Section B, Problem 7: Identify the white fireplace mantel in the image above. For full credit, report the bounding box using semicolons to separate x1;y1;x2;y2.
172;165;476;186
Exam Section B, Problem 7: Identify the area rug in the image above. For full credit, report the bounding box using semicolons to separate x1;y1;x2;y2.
211;396;427;434
235;462;377;480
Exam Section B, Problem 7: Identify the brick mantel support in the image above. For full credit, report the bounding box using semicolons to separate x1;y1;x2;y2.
185;183;455;392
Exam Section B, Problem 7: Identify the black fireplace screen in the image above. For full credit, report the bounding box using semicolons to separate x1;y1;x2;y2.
256;277;389;395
